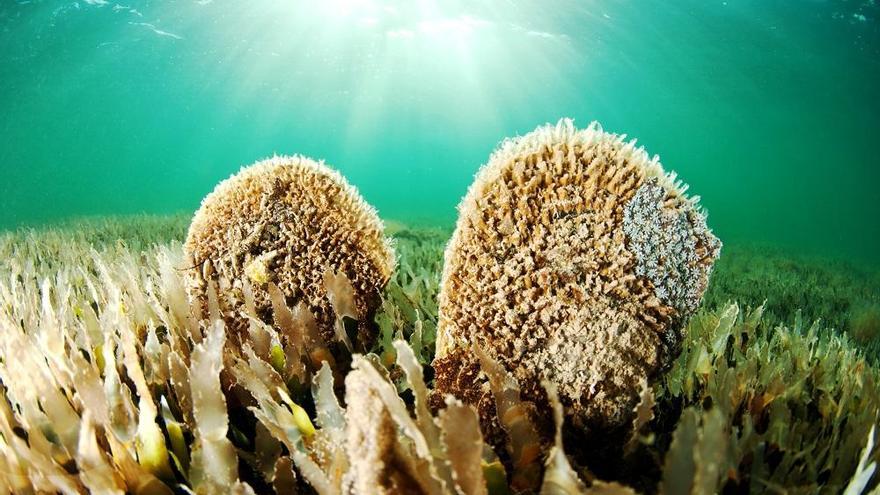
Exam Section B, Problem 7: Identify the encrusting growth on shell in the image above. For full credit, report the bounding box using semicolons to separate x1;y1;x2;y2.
433;119;721;440
622;178;719;316
184;155;395;349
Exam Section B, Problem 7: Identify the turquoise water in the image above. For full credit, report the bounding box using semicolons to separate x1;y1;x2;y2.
1;0;878;264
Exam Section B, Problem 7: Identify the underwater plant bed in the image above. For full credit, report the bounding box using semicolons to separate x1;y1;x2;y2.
6;213;878;359
0;214;878;494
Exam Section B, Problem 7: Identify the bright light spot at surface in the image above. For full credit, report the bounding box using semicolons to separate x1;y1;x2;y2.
317;0;380;18
386;28;415;39
310;0;567;46
206;0;582;219
219;0;581;157
416;15;489;37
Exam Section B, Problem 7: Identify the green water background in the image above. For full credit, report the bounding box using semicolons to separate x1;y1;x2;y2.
1;0;878;265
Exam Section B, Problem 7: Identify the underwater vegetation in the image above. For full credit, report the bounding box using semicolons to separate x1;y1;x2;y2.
702;243;880;362
850;304;880;346
0;215;879;494
0;217;878;493
0;120;878;494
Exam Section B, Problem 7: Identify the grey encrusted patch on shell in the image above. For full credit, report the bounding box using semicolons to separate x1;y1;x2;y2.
622;178;722;316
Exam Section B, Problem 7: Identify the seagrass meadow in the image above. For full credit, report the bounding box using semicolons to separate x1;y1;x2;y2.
0;214;878;494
